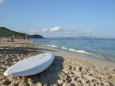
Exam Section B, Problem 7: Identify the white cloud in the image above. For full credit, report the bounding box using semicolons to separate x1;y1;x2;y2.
85;30;97;36
27;27;100;37
50;26;61;32
30;30;35;33
42;28;48;32
29;29;41;34
42;26;61;32
0;0;4;5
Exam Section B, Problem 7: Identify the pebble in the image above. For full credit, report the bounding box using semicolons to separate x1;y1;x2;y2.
2;79;11;85
66;75;72;83
19;82;29;86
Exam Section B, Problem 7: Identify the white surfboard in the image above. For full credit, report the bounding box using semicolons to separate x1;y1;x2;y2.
4;53;55;76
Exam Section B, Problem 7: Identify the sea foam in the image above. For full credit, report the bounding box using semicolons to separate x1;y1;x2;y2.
68;48;91;55
47;44;57;48
62;46;68;50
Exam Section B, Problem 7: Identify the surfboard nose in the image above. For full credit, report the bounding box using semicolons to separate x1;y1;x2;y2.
4;71;8;76
4;71;11;76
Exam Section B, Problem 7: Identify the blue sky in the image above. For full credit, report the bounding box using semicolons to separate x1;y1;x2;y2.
0;0;115;38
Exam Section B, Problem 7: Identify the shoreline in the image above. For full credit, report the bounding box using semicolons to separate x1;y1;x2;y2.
35;41;115;64
37;43;115;68
0;41;115;86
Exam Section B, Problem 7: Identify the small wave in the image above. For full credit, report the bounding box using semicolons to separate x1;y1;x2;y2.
69;48;77;52
68;48;91;55
62;46;68;50
76;50;91;54
47;44;94;55
47;44;57;48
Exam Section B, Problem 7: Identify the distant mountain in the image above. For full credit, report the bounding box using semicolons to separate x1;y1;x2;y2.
0;27;44;38
30;35;44;38
0;27;27;37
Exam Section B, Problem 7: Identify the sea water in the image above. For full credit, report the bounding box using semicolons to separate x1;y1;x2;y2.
30;37;115;62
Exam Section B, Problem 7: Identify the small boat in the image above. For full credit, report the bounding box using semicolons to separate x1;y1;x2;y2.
4;53;55;76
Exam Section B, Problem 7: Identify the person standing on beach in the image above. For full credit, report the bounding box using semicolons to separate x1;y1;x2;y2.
24;35;28;41
11;35;15;42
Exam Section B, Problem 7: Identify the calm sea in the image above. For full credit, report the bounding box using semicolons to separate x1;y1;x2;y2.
30;37;115;62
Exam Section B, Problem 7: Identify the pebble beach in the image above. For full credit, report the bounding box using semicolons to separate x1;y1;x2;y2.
0;42;115;86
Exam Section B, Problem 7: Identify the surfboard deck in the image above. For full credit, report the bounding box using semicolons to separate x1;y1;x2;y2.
4;53;55;76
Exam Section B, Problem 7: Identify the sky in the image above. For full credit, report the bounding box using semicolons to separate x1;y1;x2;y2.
0;0;115;38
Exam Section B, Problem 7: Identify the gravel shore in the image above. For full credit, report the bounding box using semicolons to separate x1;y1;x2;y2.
0;42;115;86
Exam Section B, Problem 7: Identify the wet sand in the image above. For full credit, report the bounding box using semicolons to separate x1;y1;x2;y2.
0;42;115;86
